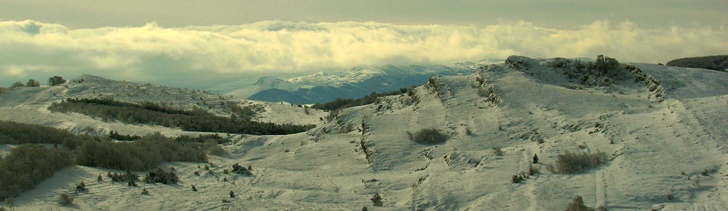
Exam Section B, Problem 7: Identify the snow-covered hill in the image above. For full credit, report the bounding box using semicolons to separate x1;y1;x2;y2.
0;74;326;137
1;56;727;210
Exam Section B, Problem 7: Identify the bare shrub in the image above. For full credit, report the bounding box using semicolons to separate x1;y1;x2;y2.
208;145;226;156
554;151;608;174
546;164;557;173
340;123;354;134
325;109;340;122
512;174;525;183
493;147;504;156
529;164;540;175
143;168;179;184
408;129;448;145
231;163;253;176
3;198;13;210
565;195;599;211
58;193;73;205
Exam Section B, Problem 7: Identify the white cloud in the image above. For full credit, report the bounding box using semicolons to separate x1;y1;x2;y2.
0;19;726;88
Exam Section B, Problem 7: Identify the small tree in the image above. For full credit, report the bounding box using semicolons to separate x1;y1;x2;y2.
229;191;235;198
533;154;539;164
9;81;23;89
48;76;66;86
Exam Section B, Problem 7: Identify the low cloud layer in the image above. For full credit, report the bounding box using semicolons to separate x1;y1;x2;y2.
1;19;726;88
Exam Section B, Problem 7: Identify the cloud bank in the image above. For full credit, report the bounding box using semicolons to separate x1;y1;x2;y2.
1;19;726;88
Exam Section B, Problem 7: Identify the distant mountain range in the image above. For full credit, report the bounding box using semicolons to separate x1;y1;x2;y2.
208;63;483;104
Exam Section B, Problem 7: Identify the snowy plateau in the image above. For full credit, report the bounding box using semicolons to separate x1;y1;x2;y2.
0;56;727;210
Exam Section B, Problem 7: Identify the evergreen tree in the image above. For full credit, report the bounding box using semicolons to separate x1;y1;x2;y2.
26;79;40;87
533;154;539;164
9;81;23;89
48;76;66;86
371;193;383;207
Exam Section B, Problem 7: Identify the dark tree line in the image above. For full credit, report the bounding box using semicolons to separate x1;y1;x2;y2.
311;87;411;111
174;133;227;144
1;76;66;92
59;97;205;116
109;131;141;141
0;120;212;201
76;132;207;171
0;120;84;149
0;144;74;200
666;55;728;71
48;97;315;135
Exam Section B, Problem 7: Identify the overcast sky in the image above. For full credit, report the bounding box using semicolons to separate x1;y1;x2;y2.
1;0;726;88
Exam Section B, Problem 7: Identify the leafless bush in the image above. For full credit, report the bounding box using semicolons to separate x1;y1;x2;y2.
407;129;448;145
208;145;226;156
58;193;73;205
493;147;504;156
554;151;608;174
565;195;606;211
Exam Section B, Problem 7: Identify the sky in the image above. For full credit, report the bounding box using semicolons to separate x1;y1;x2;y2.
1;0;726;89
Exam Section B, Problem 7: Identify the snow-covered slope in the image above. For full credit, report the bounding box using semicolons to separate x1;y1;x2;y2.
2;56;727;210
0;74;326;136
